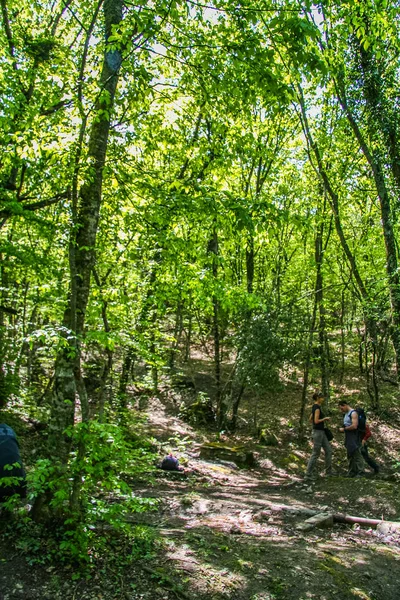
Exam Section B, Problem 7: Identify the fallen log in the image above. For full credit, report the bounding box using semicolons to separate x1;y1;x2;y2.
231;501;399;531
333;513;383;527
267;502;395;529
297;510;400;532
257;503;322;517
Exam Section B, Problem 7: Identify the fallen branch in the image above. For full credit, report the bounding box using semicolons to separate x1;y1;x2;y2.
261;502;397;529
298;510;400;532
257;501;399;533
333;513;383;527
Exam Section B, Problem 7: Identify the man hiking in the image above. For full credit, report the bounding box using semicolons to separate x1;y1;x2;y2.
338;400;364;477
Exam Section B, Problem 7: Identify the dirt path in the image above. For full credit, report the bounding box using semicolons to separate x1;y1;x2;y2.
131;397;400;600
0;396;399;600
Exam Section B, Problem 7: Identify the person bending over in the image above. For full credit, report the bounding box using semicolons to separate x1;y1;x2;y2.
161;453;184;472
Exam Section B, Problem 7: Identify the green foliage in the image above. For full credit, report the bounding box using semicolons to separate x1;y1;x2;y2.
235;312;295;393
0;366;19;409
3;417;159;572
179;392;216;427
24;35;58;62
186;531;232;559
1;2;400;586
2;0;396;423
4;514;160;576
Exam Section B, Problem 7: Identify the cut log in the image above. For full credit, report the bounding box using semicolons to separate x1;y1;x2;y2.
270;505;318;517
297;510;400;531
297;512;334;531
265;500;400;532
266;502;398;530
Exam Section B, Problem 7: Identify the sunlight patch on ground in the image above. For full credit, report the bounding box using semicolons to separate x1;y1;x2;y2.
351;553;369;566
376;423;400;468
355;495;381;509
350;588;373;600
258;458;276;470
185;513;282;537
201;463;232;474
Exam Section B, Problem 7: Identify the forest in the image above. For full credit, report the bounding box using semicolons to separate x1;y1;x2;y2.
1;1;400;599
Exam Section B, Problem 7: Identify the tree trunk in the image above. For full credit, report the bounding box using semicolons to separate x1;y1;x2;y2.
335;72;400;380
208;226;223;426
357;326;365;375
298;85;379;407
184;293;192;363
339;290;345;384
299;285;318;435
118;348;135;405
230;382;245;431
315;219;330;406
48;0;124;499
169;297;184;370
246;235;254;294
0;252;7;407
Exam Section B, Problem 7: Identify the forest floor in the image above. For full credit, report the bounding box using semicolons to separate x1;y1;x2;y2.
1;363;400;600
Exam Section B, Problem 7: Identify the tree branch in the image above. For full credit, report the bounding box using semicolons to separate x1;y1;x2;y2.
0;304;18;315
0;0;15;62
0;192;68;221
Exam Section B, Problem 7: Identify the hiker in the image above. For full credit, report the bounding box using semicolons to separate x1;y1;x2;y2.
305;391;333;481
359;417;380;474
338;400;365;477
0;423;27;501
160;453;184;472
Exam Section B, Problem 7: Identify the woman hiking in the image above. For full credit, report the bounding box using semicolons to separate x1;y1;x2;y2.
304;391;333;482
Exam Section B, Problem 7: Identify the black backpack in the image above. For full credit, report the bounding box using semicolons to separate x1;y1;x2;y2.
354;408;367;433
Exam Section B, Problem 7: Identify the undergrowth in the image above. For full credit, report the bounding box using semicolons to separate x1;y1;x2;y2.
0;409;161;577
